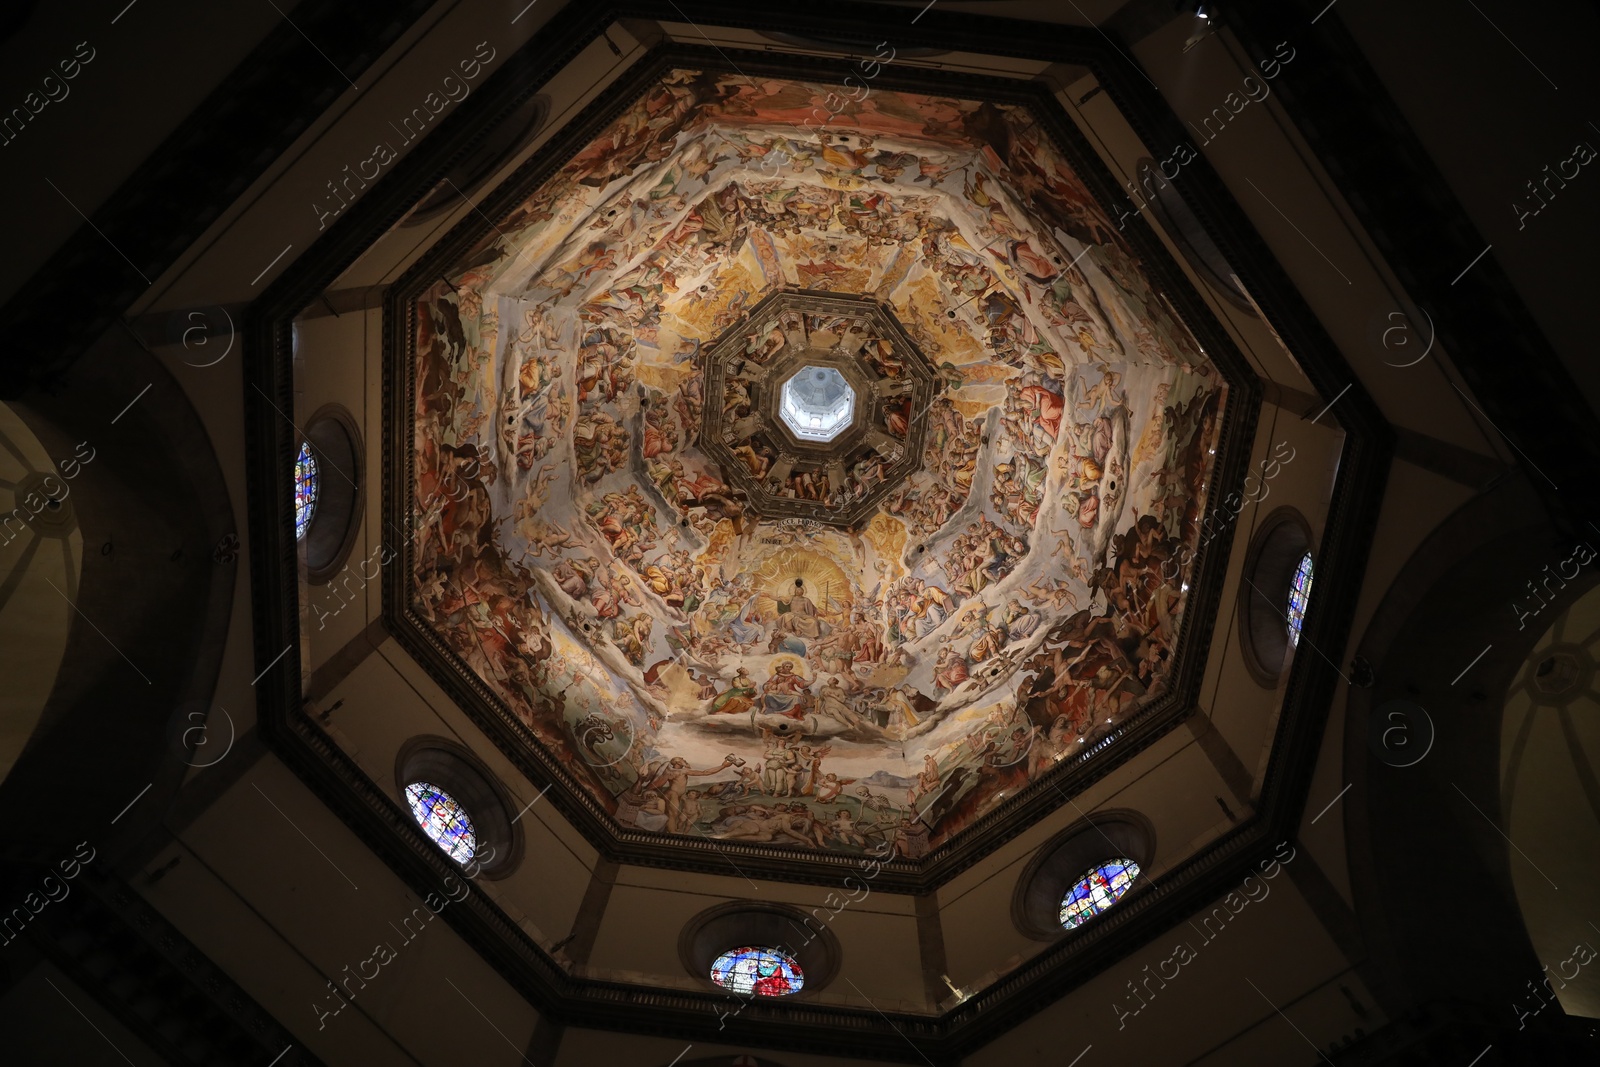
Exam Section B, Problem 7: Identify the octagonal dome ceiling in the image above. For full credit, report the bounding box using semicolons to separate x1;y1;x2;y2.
406;67;1228;863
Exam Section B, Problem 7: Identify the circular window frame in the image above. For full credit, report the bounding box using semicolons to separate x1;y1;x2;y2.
679;901;841;999
1012;810;1155;941
300;404;365;584
394;736;523;879
1237;507;1315;689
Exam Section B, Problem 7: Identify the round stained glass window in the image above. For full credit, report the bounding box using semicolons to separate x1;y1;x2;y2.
1286;551;1314;647
1059;858;1141;930
294;441;319;540
709;946;804;997
405;781;477;865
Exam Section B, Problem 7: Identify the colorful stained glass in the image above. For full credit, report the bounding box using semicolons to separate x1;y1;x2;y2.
709;946;804;997
1059;858;1141;930
404;781;476;865
294;441;319;540
1287;551;1314;647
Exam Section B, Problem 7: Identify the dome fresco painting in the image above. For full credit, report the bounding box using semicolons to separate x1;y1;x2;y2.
408;69;1227;861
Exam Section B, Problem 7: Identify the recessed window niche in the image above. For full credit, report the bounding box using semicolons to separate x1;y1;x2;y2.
299;404;364;583
1237;507;1315;687
1013;811;1154;940
394;737;522;878
680;901;841;998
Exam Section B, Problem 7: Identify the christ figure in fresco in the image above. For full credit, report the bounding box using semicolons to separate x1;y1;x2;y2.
775;577;830;639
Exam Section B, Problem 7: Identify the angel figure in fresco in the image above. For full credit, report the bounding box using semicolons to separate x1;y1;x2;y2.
573;408;628;482
543;240;619;298
950;605;988;642
796;745;832;796
1001;599;1042;642
732;443;770;481
1077;367;1126;416
1005;378;1065;447
673;366;705;441
876;685;928;737
828;808;869;847
849;610;887;668
756;729;801;796
732;762;763;797
968;619;1009;664
882;396;913;439
551;556;596;600
815;773;856;804
725;598;766;652
531;458;561;504
745;323;786;363
723;376;754;417
932;646;970;695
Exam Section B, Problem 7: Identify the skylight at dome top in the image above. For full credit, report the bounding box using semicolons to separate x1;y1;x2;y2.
780;366;855;442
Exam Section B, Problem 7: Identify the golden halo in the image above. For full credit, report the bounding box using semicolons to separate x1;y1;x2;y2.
752;549;853;618
767;654;809;678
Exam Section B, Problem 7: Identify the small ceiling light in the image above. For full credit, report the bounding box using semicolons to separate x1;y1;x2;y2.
1183;2;1217;51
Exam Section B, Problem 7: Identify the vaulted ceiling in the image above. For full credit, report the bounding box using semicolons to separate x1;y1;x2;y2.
401;63;1234;870
4;0;1599;1064
261;16;1357;1050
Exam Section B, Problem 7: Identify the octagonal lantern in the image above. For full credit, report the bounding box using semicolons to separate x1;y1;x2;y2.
781;366;855;443
699;288;939;527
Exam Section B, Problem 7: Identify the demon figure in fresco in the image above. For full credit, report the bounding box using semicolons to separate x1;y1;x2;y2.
406;68;1227;860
